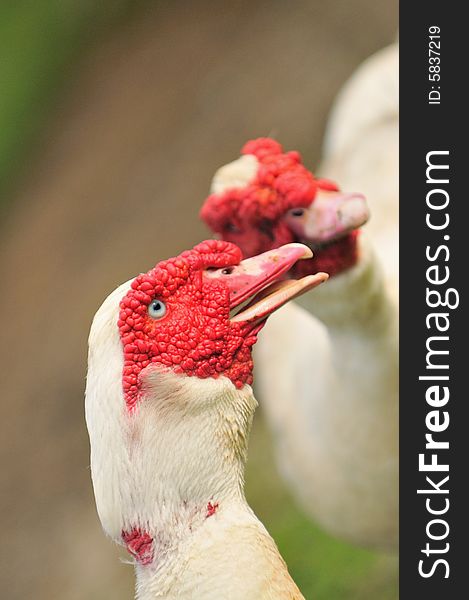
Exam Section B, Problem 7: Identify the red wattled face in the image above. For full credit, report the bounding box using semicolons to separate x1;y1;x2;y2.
118;240;258;411
200;137;364;278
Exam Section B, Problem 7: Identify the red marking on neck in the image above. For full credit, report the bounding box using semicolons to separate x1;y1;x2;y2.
206;501;219;518
122;528;154;565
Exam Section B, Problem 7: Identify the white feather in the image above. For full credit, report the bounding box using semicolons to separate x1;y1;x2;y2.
257;42;399;550
209;43;399;550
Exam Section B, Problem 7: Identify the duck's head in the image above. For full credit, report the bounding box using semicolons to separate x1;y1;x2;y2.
85;239;326;563
115;238;326;407
200;137;370;277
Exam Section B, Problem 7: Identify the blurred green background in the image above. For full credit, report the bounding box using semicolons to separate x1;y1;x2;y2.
0;1;397;598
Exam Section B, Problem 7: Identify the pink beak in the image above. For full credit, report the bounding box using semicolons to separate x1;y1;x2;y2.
284;191;370;244
203;243;328;326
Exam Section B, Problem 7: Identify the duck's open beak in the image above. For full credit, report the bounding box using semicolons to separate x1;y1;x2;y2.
284;190;369;245
203;243;328;326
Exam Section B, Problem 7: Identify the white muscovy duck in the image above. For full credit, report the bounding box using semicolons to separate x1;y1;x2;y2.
200;48;398;552
85;239;327;599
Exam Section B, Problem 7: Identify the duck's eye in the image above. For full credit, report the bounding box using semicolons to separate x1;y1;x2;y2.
148;299;167;319
225;222;241;234
289;208;305;217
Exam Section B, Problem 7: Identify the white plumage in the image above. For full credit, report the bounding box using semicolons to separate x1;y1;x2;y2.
259;43;398;550
206;42;399;550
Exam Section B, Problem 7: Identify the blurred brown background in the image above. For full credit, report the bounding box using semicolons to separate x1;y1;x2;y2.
0;1;397;598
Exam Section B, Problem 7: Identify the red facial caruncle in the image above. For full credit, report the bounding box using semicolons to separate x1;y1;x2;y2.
119;240;252;410
200;138;369;277
118;240;326;411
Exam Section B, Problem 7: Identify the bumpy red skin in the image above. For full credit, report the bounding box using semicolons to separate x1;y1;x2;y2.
118;240;260;412
200;137;358;277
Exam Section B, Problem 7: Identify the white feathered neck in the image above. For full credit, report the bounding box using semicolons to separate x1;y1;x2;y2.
86;280;258;528
85;282;306;599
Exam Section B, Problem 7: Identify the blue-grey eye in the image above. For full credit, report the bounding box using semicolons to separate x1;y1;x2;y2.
148;299;167;319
